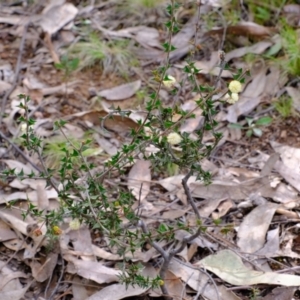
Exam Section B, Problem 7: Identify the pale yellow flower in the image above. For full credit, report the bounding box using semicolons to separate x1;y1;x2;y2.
163;75;177;89
20;123;27;132
69;219;81;230
167;132;182;145
227;93;239;104
228;80;242;93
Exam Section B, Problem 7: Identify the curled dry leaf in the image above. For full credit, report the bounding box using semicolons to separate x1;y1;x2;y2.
79;110;139;133
206;21;274;38
98;80;141;101
0;209;37;237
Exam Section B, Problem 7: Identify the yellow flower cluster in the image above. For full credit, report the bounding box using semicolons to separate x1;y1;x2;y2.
163;75;177;89
225;92;239;104
167;132;182;145
228;80;242;93
226;80;243;104
69;218;81;230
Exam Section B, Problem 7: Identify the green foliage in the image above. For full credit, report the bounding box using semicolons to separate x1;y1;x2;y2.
279;21;300;76
69;32;138;76
229;116;272;138
0;2;256;296
43;135;102;169
222;0;240;25
118;262;162;289
55;55;79;78
119;0;166;17
274;96;293;118
247;0;283;25
127;0;163;9
250;287;260;300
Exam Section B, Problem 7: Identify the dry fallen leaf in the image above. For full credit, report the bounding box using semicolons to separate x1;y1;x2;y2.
159;175;197;192
98;80;141;101
168;259;239;300
79;110;139;133
87;283;148;300
206;21;274;38
225;40;273;62
271;141;300;173
237;202;278;253
0;286;29;300
65;255;120;284
68;228;94;261
30;251;58;282
198;249;300;286
261;286;296;300
128;160;151;201
0;219;18;241
255;228;280;256
39;3;78;36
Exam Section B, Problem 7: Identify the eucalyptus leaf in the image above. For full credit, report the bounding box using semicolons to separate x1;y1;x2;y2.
228;123;243;129
198;249;300;286
265;40;282;56
246;117;254;126
255;116;272;126
246;129;253;137
253;127;263;137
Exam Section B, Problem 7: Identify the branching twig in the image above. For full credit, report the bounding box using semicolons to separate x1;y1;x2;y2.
182;171;201;219
138;220;171;298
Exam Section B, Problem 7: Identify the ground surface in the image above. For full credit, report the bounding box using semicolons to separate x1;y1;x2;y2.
1;1;300;300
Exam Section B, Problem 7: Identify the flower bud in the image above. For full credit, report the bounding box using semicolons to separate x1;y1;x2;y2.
52;225;62;235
